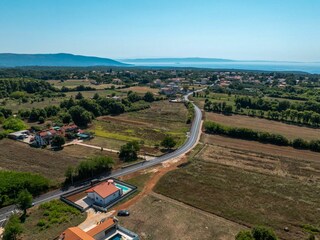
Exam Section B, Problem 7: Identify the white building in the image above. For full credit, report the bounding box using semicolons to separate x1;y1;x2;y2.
86;180;122;207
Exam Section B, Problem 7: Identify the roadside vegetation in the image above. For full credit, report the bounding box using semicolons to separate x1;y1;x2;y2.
65;155;114;184
0;170;49;207
3;200;85;240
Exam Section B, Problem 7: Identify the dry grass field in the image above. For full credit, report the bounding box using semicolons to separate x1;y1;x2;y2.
0;139;117;183
118;86;159;95
155;138;320;240
92;100;189;153
120;194;245;240
48;79;124;90
202;134;320;162
205;112;320;140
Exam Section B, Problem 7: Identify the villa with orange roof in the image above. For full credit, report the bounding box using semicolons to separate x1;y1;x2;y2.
85;180;122;207
60;217;139;240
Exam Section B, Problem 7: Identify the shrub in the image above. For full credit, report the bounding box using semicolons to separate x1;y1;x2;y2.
252;226;278;240
37;219;47;227
236;230;254;240
3;117;27;131
292;138;309;150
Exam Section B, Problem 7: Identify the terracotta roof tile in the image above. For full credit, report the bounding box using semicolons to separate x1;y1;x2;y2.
62;227;94;240
87;218;115;237
85;182;119;199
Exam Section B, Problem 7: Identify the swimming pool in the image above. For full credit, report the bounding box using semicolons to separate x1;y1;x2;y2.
115;183;131;194
109;233;122;240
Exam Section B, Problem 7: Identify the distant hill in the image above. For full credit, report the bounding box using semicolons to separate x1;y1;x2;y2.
121;57;235;63
0;53;128;67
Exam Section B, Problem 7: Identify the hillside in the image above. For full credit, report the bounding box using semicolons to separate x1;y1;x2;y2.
0;53;128;67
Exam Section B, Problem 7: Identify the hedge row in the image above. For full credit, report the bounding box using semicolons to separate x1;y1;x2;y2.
204;121;320;152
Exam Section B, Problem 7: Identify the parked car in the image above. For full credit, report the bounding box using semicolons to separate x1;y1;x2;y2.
117;210;130;216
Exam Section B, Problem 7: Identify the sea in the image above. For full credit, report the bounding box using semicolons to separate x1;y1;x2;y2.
125;61;320;74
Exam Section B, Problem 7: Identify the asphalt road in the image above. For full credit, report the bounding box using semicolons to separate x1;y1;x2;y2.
0;91;203;224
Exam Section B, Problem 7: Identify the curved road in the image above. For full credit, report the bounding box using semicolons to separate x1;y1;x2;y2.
0;91;203;224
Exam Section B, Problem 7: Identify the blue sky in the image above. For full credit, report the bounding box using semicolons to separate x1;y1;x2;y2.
0;0;319;61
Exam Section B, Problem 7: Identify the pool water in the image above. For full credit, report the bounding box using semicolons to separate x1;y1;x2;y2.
109;233;122;240
115;183;131;194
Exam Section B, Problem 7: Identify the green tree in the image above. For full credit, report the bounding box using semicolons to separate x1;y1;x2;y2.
65;166;75;185
16;189;33;216
252;226;278;240
93;92;100;100
143;91;155;102
119;141;140;162
38;116;45;124
60;112;72;124
3;117;27;131
51;135;66;149
75;92;84;100
3;214;23;240
127;91;141;103
161;135;177;149
69;106;92;127
236;230;254;240
292;138;309;149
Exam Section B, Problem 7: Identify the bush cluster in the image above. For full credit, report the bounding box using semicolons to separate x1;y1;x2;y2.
0;171;49;207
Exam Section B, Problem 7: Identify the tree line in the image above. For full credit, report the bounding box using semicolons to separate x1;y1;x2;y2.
0;78;55;98
204;121;320;152
234;96;320;126
204;97;320;127
65;155;114;183
15;91;157;127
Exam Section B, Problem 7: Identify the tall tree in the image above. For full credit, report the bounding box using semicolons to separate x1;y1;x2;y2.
161;135;177;149
119;141;140;162
16;189;33;216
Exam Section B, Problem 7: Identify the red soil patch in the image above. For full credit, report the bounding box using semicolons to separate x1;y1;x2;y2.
114;156;187;211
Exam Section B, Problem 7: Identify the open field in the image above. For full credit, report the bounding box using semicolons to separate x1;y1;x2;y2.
205;112;320;140
0;139;117;183
3;97;64;112
118;86;159;95
202;134;320;162
199;141;320;182
155;141;320;240
155;160;320;239
47;79;124;90
92;100;189;153
119;194;244;240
